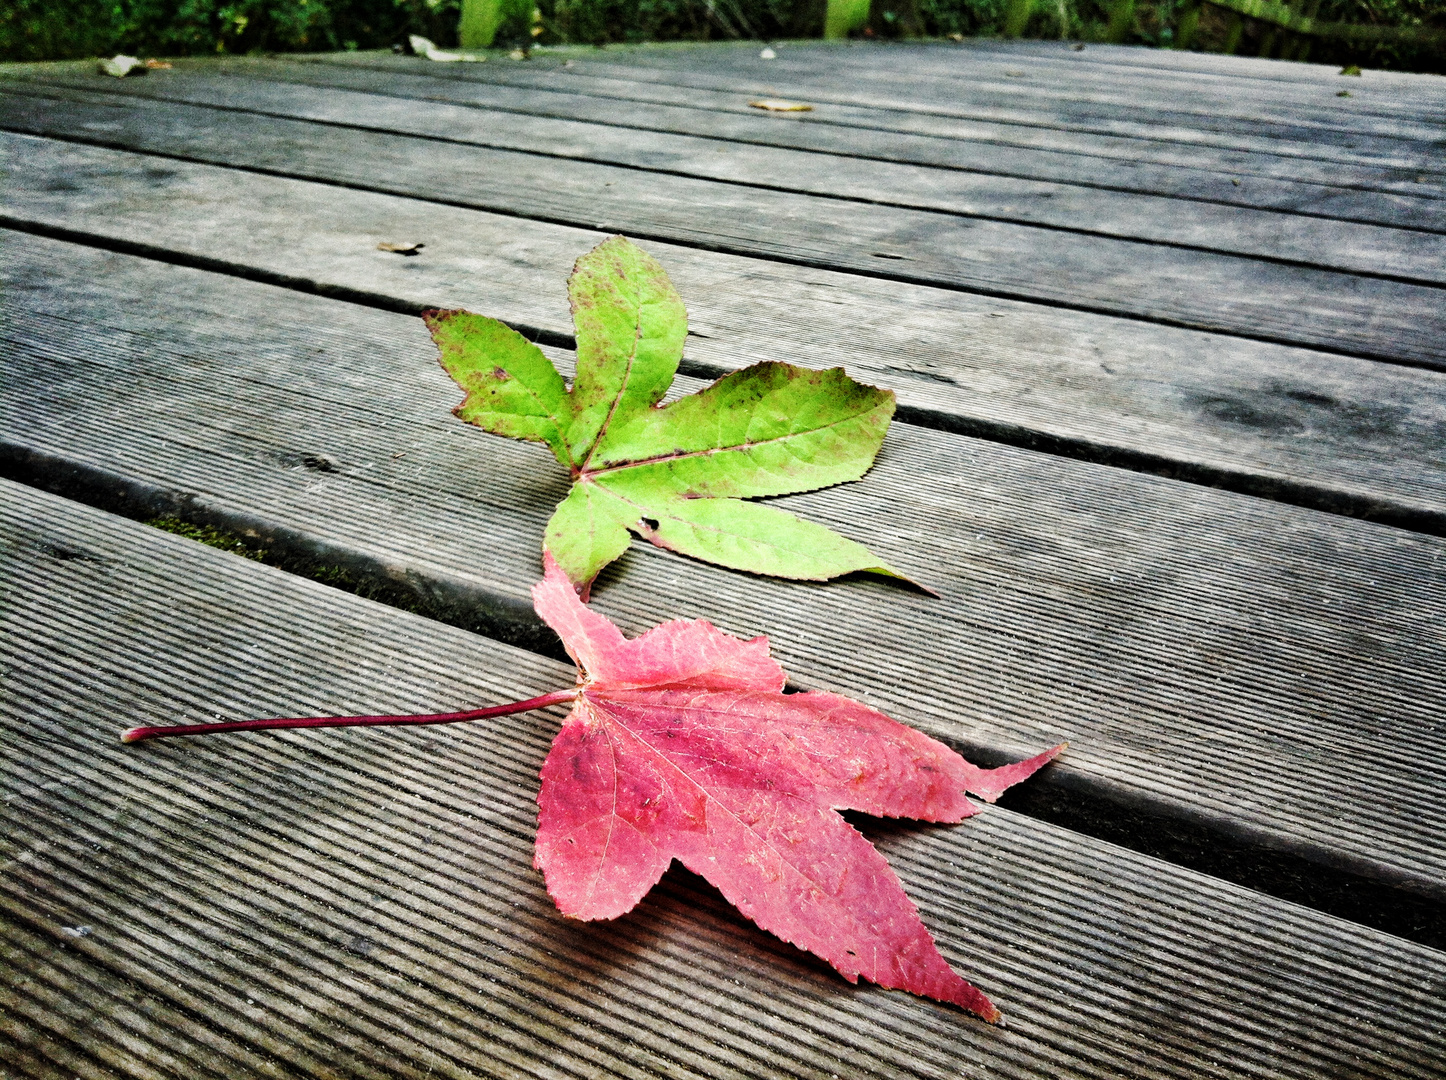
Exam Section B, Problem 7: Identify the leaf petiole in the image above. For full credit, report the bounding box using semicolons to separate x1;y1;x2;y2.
120;689;578;744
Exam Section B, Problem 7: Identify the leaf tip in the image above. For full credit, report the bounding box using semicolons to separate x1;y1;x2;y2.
965;742;1066;804
867;565;939;597
945;979;1002;1022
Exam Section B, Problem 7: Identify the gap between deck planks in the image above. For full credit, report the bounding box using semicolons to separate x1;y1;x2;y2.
468;44;1446;160
921;37;1446;95
3;477;1444;1080
3;86;1443;372
565;41;1446;131
232;53;1446;232
4;238;1445;949
24;50;1446;182
307;49;1446;195
600;39;1446;115
4;140;1443;536
11;66;1445;286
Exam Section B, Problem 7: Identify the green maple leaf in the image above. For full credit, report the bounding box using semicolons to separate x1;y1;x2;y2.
426;236;909;596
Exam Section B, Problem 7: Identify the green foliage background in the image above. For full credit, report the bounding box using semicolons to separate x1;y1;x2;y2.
1;0;462;59
3;0;1441;71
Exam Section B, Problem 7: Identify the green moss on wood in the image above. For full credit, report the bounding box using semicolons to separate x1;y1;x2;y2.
145;515;427;615
147;516;267;560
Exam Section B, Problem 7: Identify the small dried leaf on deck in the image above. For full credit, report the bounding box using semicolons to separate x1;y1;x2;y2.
97;55;146;78
749;99;813;112
408;35;486;63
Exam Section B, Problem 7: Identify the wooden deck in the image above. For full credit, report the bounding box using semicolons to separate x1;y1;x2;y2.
2;39;1444;1078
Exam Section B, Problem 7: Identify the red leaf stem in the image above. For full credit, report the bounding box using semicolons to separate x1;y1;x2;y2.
119;689;578;744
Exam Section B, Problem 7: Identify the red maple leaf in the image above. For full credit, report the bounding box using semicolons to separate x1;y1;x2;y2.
530;554;1063;1020
123;557;1062;1020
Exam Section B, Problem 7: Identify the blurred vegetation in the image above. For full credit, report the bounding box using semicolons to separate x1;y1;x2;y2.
3;0;1441;72
1;0;463;60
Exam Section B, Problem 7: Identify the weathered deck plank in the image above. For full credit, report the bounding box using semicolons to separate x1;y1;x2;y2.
7;145;1443;533
16;68;1443;284
5;238;1445;941
32;48;1446;173
6;36;1446;1077
307;50;1446;203
4;478;1444;1080
941;37;1446;96
278;55;1446;231
523;46;1446;159
580;41;1446;140
6;89;1441;369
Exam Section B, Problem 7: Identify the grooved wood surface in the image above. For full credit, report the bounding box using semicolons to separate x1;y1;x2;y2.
938;37;1446;93
308;50;1446;201
4;85;1443;368
5;39;1446;1075
5;139;1445;530
5;237;1445;906
286;52;1446;231
11;67;1445;283
540;44;1446;152
586;39;1446;128
3;478;1444;1080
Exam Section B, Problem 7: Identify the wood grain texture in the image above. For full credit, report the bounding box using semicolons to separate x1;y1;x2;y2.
3;478;1444;1080
304;50;1446;211
524;45;1446;164
6;138;1443;533
569;40;1446;143
273;54;1446;232
5;88;1441;370
4;238;1445;924
942;37;1446;95
17;66;1444;285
